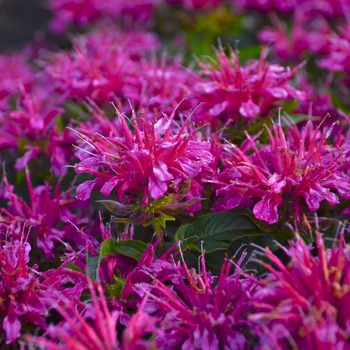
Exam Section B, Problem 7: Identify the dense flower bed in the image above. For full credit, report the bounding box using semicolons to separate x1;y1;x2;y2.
1;0;350;349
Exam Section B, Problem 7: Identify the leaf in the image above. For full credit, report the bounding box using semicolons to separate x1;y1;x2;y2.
106;276;126;299
174;211;267;253
67;263;85;274
87;254;99;281
99;238;147;262
283;112;318;125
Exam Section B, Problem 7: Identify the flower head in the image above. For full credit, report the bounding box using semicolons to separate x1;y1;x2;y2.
1;168;89;259
214;121;350;226
193;45;306;129
0;238;88;344
249;228;350;348
73;107;214;225
48;0;158;33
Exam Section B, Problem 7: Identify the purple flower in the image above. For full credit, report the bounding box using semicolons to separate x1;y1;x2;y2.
319;23;350;77
1;168;89;259
248;229;350;348
214;121;350;226
42;25;159;106
73;107;214;224
132;245;254;349
258;12;331;62
0;84;75;176
232;0;350;17
27;282;157;350
0;50;35;112
192;45;306;129
48;0;158;33
0;239;88;344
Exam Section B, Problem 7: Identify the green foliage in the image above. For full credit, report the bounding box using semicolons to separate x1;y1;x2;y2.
174;210;267;253
99;238;147;262
106;276;126;299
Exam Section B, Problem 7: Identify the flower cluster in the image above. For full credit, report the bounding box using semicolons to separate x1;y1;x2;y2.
192;45;306;128
249;229;350;348
48;0;159;33
73;107;215;223
214;121;350;226
0;0;350;348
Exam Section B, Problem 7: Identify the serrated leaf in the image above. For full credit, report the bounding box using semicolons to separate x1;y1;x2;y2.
174;211;266;253
99;238;147;262
106;276;126;299
87;254;99;281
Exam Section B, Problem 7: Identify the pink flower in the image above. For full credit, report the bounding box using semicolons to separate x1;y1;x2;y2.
232;0;350;17
319;23;350;77
27;282;157;350
248;229;350;348
42;25;159;106
0;84;75;176
0;239;88;344
1;168;89;259
258;12;331;62
0;50;35;112
214;121;350;226
129;243;254;349
48;0;158;33
193;45;306;128
73;107;214;223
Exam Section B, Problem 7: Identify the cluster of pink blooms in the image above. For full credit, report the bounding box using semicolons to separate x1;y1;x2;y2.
0;0;350;348
214;121;350;225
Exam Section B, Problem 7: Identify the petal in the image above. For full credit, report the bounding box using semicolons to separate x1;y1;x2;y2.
101;177;121;196
239;99;260;119
153;160;173;182
253;193;283;224
3;312;21;344
149;175;167;199
76;178;104;201
209;101;229;117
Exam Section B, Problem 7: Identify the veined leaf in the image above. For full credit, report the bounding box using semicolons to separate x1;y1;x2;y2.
174;211;266;253
99;238;147;262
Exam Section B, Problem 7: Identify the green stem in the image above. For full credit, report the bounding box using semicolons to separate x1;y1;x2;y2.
153;221;166;253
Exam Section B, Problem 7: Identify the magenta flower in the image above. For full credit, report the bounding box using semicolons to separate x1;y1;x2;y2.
1;168;89;259
127;242;254;349
258;12;331;62
0;83;75;176
214;121;350;226
165;0;222;9
0;241;45;344
319;23;350;77
42;25;159;106
27;281;157;350
248;230;350;348
0;50;35;112
121;53;199;117
73;107;214;224
232;0;350;17
193;45;306;128
0;238;88;344
48;0;158;33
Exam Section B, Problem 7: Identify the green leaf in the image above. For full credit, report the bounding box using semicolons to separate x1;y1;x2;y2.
99;238;147;262
283;112;318;125
67;263;85;274
87;254;99;281
106;276;126;299
174;211;267;253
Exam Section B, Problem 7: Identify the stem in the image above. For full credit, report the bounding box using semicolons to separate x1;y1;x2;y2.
153;221;166;253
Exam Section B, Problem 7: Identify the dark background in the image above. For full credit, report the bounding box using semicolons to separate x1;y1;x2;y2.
0;0;57;52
